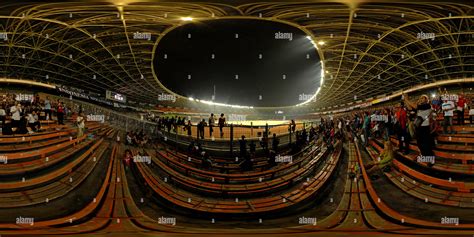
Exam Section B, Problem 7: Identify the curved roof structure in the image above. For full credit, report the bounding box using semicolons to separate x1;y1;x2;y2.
0;0;472;110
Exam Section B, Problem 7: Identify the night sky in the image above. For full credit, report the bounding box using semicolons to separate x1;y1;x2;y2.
153;19;322;107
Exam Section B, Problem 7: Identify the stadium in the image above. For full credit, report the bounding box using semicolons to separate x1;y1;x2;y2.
0;0;473;236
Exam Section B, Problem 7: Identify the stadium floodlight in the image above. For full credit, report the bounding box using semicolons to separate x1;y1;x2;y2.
318;41;325;45
188;97;194;101
181;17;193;21
306;35;319;49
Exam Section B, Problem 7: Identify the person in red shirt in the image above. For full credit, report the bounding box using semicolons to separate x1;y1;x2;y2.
395;102;409;154
123;149;132;169
456;92;466;125
57;100;65;125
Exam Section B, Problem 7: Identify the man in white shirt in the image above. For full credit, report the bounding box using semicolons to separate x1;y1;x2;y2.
0;104;5;130
76;112;85;139
441;99;455;134
10;103;21;132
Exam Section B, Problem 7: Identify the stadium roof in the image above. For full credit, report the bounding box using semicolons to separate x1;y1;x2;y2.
0;0;472;110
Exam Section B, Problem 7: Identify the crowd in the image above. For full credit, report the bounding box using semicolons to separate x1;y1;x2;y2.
0;93;74;135
155;113;227;139
324;90;473;179
125;129;150;147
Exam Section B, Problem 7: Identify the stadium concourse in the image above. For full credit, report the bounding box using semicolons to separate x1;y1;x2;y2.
0;0;473;236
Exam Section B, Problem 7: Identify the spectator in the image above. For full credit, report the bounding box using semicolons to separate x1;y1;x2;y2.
208;113;215;137
456;92;466;125
197;119;206;139
403;93;435;157
10;103;21;133
126;132;132;145
17;113;29;134
44;96;52;120
77;112;85;139
249;140;256;155
441;97;455;134
291;119;296;133
57;100;65;125
0;104;5;130
201;151;213;170
394;102;409;154
218;113;225;138
362;112;371;146
27;111;40;132
272;133;279;152
365;140;394;176
186;120;192;136
239;135;247;158
123;149;132;170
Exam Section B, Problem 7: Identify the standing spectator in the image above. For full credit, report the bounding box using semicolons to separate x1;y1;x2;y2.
123;149;132;170
362;112;371;147
57;100;65;125
10;103;21;133
456;92;466;125
0;103;5;130
441;97;455;134
197;119;205;139
403;93;435;157
239;135;247;158
470;94;474;124
77;112;85;139
394;102;409;154
186;120;192;136
291;119;296;133
218;113;225;138
272;133;280;153
208;113;215;137
44;96;52;120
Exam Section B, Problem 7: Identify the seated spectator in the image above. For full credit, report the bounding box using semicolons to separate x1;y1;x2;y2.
27;111;39;132
240;154;253;171
17;113;29;134
201;151;213;170
268;150;277;168
126;132;133;145
365;140;394;177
